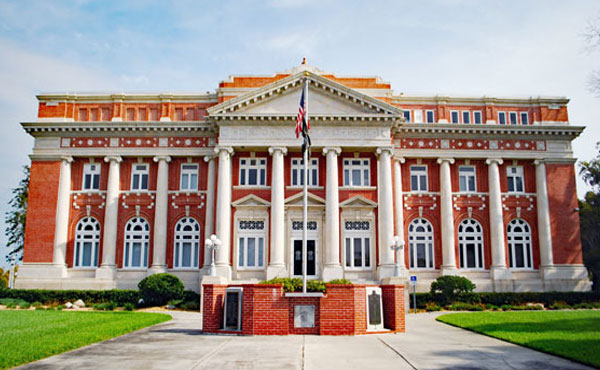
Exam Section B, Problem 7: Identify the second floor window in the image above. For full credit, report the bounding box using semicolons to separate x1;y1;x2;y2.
507;166;524;193
462;111;470;124
410;165;428;192
520;112;529;125
240;158;267;186
180;164;198;190
451;110;459;123
403;110;411;122
131;164;149;191
426;110;435;123
498;111;506;125
413;110;423;123
459;166;477;192
473;111;482;124
343;159;370;187
82;163;101;191
509;111;518;125
291;158;318;187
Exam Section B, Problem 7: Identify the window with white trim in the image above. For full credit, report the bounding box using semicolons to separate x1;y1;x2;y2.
507;166;524;193
173;218;200;268
426;110;435;123
413;110;423;123
520;112;529;125
450;110;459;123
462;111;470;124
408;218;434;269
291;158;318;187
239;158;267;186
507;219;533;269
473;111;482;124
344;221;371;269
458;219;484;269
237;220;265;269
498;111;507;125
180;163;198;190
410;165;428;192
403;110;411;122
459;166;477;192
74;217;100;268
123;217;150;268
131;163;149;191
343;159;370;187
509;111;518;125
82;163;101;191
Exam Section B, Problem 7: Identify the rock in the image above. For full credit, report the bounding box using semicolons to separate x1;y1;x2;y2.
526;302;544;310
73;299;85;308
166;305;176;309
65;302;73;309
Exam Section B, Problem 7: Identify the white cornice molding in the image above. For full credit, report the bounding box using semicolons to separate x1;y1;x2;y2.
21;121;216;137
36;92;218;104
391;95;570;106
394;123;584;140
209;113;398;125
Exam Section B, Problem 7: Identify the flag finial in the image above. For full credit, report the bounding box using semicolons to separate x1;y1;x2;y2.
301;57;307;65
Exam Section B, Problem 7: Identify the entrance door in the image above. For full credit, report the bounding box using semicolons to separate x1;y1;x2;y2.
293;240;316;276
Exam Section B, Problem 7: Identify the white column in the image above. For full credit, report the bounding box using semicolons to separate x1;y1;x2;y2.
487;158;510;280
53;156;73;274
97;155;121;280
214;146;233;279
377;147;395;279
322;147;343;280
150;155;171;273
267;146;287;279
438;158;458;274
535;160;554;268
393;156;408;275
202;155;216;269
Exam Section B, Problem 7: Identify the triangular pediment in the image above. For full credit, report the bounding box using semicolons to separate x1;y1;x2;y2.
232;194;271;208
339;195;378;208
285;191;326;207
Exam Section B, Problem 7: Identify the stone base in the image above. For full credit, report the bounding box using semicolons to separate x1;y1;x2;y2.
490;266;512;280
540;265;592;291
149;264;168;275
215;264;232;281
441;265;459;276
266;264;287;280
377;264;396;281
95;265;117;281
321;265;343;281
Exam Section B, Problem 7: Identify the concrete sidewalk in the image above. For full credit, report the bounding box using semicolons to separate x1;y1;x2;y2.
17;311;593;370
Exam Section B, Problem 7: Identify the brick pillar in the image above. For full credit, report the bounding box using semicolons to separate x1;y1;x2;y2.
202;284;226;333
381;285;406;333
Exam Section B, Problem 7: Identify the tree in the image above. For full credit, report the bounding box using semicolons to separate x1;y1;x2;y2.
579;144;600;290
5;166;29;264
584;14;600;96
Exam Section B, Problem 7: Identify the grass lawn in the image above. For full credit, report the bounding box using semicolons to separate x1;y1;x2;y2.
0;310;171;369
437;310;600;368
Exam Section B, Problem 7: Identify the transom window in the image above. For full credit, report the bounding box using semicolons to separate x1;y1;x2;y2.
507;219;533;269
239;158;267;186
180;163;198;190
520;112;529;125
74;217;100;268
426;110;435;123
123;217;150;268
82;163;101;191
238;220;265;269
498;111;507;125
344;221;371;269
450;110;459;123
408;218;434;269
131;163;149;191
507;166;524;193
291;158;318;187
473;111;482;124
462;111;470;124
459;166;477;192
410;165;428;192
173;218;200;269
458;219;484;269
343;159;370;187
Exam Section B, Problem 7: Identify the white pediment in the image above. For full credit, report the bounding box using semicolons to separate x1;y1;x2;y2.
339;195;378;208
231;194;271;208
285;192;326;207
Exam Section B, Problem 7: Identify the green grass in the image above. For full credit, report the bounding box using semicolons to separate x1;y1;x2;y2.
437;310;600;368
0;310;171;369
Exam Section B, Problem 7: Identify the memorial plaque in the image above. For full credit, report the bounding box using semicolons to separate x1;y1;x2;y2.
223;288;243;331
294;305;315;328
368;290;382;326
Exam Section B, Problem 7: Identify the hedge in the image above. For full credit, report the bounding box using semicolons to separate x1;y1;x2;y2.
0;288;139;305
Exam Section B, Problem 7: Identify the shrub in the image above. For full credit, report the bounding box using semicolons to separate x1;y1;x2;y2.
549;301;571;310
138;273;184;307
179;301;200;311
32;301;42;308
307;280;326;293
93;303;108;310
327;279;353;285
501;304;512;311
430;276;476;305
0;288;139;306
124;303;136;311
425;302;442;312
167;299;183;307
448;302;483;311
485;303;499;311
183;290;200;303
56;305;65;311
260;277;302;292
19;302;31;309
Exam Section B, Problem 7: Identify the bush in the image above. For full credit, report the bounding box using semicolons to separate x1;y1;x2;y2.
179;301;200;311
327;279;353;285
448;302;484;311
31;301;42;308
138;273;184;307
549;301;571;310
19;302;31;309
0;288;139;306
124;303;136;311
167;299;183;307
430;276;476;305
56;305;65;311
260;278;328;293
425;302;442;312
183;290;200;303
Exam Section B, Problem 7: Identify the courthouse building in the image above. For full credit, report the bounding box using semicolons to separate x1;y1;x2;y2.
16;62;591;292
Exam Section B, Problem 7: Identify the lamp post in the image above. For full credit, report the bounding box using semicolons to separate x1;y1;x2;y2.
8;254;16;289
391;236;405;277
205;234;221;277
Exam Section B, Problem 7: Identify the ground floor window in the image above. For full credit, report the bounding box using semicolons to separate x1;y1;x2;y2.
173;217;200;268
123;217;150;268
237;220;265;269
74;217;100;268
344;221;371;268
507;219;533;269
408;218;434;269
458;219;484;269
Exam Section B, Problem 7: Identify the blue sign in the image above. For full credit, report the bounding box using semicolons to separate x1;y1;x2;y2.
410;275;417;282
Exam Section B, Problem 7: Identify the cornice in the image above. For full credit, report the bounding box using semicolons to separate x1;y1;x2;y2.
391;95;570;107
394;123;584;140
209;113;399;125
37;92;218;104
21;121;217;137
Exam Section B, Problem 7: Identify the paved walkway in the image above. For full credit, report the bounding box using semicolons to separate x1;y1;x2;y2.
17;311;593;370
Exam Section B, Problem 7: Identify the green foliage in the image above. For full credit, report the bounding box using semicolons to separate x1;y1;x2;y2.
0;288;139;305
5;165;29;263
549;301;571;310
179;301;200;311
579;144;600;291
31;301;42;308
167;299;183;307
0;268;7;288
183;290;200;303
448;302;484;311
430;276;476;305
56;305;64;311
138;273;184;307
425;302;442;312
123;303;135;311
260;277;328;292
19;302;31;309
327;279;353;285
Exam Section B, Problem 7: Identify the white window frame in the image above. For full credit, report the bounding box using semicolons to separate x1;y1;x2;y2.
498;111;507;125
291;158;318;187
123;217;150;269
343;158;370;187
425;110;435;123
403;110;411;122
509;111;518;125
410;165;428;192
507;219;533;269
473;111;482;124
239;158;267;187
237;220;266;270
180;163;199;191
173;217;200;269
73;217;100;268
82;163;101;191
131;163;149;191
458;166;477;193
413;110;424;123
520;112;529;125
462;111;471;124
408;218;435;269
458;219;485;270
506;166;525;193
343;221;372;269
450;110;460;124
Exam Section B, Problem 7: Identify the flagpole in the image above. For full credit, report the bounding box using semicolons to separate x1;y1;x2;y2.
302;77;308;294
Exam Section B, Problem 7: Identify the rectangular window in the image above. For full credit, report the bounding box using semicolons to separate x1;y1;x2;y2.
175;108;183;121
291;158;318;187
101;108;110;121
82;163;101;191
138;108;147;121
413;110;423;123
344;221;371;269
403;110;411;122
131;163;149;191
450;110;459;124
180;163;198;190
462;111;470;124
126;108;135;121
473;111;482;124
459;166;477;192
238;220;265;269
78;108;87;121
507;166;524;193
520;112;529;125
343;158;370;187
498;111;507;125
185;108;195;121
149;108;159;121
426;110;435;123
509;111;518;125
239;158;267;186
410;165;428;192
89;108;98;121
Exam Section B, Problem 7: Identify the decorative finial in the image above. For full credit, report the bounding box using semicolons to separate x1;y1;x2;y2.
302;57;307;65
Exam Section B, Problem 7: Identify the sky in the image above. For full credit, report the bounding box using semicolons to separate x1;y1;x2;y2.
0;0;599;269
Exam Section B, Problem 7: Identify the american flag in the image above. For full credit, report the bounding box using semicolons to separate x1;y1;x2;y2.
295;87;309;139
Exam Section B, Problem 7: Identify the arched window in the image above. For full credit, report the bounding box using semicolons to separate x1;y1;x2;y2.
123;217;150;268
458;219;484;269
74;217;101;268
408;218;434;269
174;217;200;268
507;219;533;269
